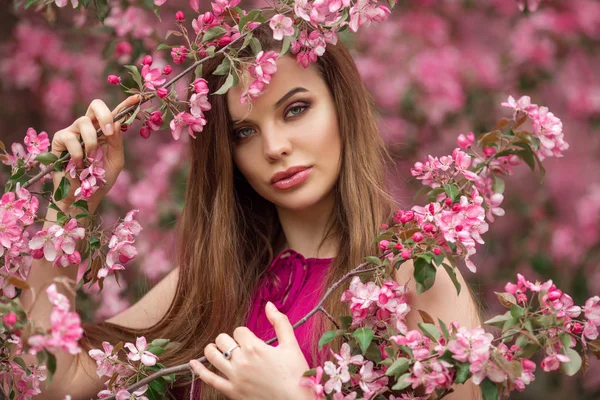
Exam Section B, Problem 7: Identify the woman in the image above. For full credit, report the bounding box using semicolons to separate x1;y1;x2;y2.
22;20;481;399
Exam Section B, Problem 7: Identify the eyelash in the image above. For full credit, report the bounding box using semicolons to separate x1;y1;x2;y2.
233;101;311;140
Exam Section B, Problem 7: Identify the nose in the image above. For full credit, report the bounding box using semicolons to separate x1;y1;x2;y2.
262;123;292;161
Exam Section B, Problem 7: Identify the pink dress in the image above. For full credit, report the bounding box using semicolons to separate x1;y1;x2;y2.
245;248;334;366
173;249;333;398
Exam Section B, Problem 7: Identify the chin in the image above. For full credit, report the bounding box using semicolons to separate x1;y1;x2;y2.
268;183;334;212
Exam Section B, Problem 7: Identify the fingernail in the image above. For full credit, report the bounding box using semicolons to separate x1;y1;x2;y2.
105;123;113;135
190;360;199;369
266;301;276;312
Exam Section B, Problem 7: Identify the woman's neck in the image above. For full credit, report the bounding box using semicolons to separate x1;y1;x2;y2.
275;191;338;259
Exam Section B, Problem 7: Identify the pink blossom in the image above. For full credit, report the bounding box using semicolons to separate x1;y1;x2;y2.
107;75;121;85
501;95;537;119
299;366;325;398
54;0;78;8
171;46;189;65
323;361;350;394
269;14;295;41
190;93;212;117
147;111;163;131
170;111;207;140
332;343;365;368
116;385;149;400
141;64;166;91
514;359;537;391
154;0;166;5
3;312;17;326
358;361;388;399
390;330;431;360
28;224;62;262
349;0;390;33
541;352;570;372
584;296;600;325
457;132;475;149
54;218;86;255
89;341;119;377
470;357;507;385
448;326;493;363
125;336;158;366
24;128;50;156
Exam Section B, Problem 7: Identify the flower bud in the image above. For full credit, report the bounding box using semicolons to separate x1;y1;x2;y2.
452;203;461;212
517;293;528;304
484;147;496;157
175;11;185;21
412;232;424;243
139;127;151;139
401;249;411;259
31;248;44;259
203;11;216;25
379;240;390;251
120;124;129;132
157;87;168;99
142;55;153;66
400;211;414;224
2;312;17;327
380;223;389;230
433;247;442;256
394;243;403;250
457;132;475;149
445;197;453;207
107;75;121;85
423;223;434;233
163;65;173;75
569;322;584;335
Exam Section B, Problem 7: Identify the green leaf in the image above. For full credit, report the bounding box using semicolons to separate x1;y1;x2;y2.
147;378;168;400
94;0;110;23
318;329;346;349
151;338;170;348
385;358;409;378
340;316;353;330
438;318;450;342
484;311;512;328
194;64;203;80
414;257;436;294
517;149;535;172
302;368;317;377
124;65;144;91
214;73;238;95
443;183;459;201
391;373;411;390
213;58;231;76
365;256;383;266
480;378;499;400
81;0;92;7
13;357;30;377
72;200;89;212
54;176;71;202
124;105;141;126
281;34;294;56
147;346;166;356
46;351;57;384
455;362;471;384
249;37;262;56
201;26;228;43
418;322;440;343
492;176;505;194
560;348;582;376
364;341;382;363
24;0;43;8
35;152;58;166
510;305;525;320
156;43;172;51
352;327;374;355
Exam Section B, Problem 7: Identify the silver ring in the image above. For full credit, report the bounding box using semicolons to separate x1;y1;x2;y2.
222;344;240;360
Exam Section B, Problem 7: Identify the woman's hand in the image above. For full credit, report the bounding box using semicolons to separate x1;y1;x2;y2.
190;301;314;400
49;95;140;215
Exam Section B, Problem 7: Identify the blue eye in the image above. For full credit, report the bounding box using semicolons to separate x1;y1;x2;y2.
234;127;255;139
233;101;311;141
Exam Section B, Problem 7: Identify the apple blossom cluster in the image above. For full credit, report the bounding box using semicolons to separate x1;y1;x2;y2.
107;0;395;142
501;95;569;161
99;209;143;279
1;128;50;175
27;284;83;355
87;337;172;399
302;274;600;400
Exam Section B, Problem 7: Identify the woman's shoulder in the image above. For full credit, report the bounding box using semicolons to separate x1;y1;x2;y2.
105;266;180;330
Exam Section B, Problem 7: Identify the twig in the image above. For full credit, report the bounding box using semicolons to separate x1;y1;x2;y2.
99;250;392;399
318;306;340;329
20;7;292;191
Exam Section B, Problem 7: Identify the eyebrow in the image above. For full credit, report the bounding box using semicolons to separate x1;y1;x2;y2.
231;87;309;124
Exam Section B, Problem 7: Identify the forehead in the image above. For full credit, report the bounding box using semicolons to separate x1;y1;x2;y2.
226;55;325;122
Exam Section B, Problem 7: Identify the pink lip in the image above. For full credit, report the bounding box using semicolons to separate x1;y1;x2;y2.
270;165;311;184
271;167;313;190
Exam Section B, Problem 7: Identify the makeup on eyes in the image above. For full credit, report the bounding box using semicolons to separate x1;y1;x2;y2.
231;100;312;140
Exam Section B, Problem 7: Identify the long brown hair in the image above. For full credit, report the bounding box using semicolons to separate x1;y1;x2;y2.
81;18;398;399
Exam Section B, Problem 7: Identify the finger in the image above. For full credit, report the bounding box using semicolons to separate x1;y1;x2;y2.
232;326;264;349
215;333;239;356
112;94;141;119
189;359;235;398
265;301;297;348
85;99;115;138
204;343;234;378
73;116;99;155
52;130;84;165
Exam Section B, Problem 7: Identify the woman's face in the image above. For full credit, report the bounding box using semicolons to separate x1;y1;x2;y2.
227;55;342;212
